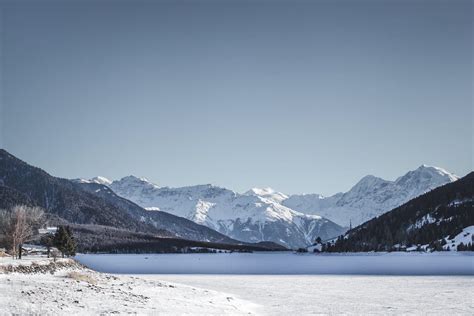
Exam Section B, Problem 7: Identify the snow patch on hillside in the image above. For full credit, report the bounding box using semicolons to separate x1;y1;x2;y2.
443;226;474;251
412;214;437;229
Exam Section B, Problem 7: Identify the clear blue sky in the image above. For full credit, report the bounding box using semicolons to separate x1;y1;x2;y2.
1;0;472;195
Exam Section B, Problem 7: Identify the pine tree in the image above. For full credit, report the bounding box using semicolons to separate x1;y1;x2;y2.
65;226;76;256
53;226;76;257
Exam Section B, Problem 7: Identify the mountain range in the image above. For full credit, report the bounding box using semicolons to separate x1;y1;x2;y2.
87;165;458;248
0;149;284;252
102;178;343;249
0;148;462;250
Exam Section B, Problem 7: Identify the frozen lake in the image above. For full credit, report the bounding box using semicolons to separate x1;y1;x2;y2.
155;274;474;315
75;253;474;314
75;252;474;275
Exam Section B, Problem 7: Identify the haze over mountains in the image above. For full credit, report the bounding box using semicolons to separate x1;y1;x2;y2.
86;165;458;248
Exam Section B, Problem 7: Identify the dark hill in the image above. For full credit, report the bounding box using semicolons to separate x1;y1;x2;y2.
326;172;473;252
0;149;286;251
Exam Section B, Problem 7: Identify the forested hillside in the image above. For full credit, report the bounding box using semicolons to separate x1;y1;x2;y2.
0;149;286;252
325;172;473;252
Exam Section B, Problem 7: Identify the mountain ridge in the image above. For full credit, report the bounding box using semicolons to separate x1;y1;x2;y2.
89;164;458;248
283;165;458;226
0;149;278;249
102;177;345;248
325;171;473;252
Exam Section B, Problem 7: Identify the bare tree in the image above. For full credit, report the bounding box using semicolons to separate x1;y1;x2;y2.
0;205;45;259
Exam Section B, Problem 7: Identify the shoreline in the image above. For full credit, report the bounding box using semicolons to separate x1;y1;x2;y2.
0;256;259;315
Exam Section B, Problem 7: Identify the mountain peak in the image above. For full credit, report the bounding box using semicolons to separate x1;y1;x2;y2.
351;175;389;191
397;165;459;185
245;187;288;203
358;174;383;182
416;164;458;179
246;187;276;195
119;175;151;183
112;175;160;189
90;176;112;186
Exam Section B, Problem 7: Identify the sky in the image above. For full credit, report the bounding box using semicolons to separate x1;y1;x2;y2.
0;0;472;196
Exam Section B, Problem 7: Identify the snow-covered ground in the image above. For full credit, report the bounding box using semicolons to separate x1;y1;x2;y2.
0;256;258;315
155;274;474;315
3;253;473;315
75;252;474;314
76;252;474;275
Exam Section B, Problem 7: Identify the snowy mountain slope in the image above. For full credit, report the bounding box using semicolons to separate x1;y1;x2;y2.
90;176;113;186
105;177;345;248
325;172;473;252
74;181;244;245
73;176;113;186
245;187;289;204
283;165;458;226
88;165;457;248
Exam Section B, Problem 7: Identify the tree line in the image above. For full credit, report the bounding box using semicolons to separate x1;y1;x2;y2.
0;204;76;259
313;173;473;253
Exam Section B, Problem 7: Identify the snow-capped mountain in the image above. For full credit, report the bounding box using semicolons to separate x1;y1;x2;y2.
73;176;112;186
105;177;345;248
87;164;457;248
326;171;474;252
90;176;113;186
245;187;289;204
283;165;459;227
